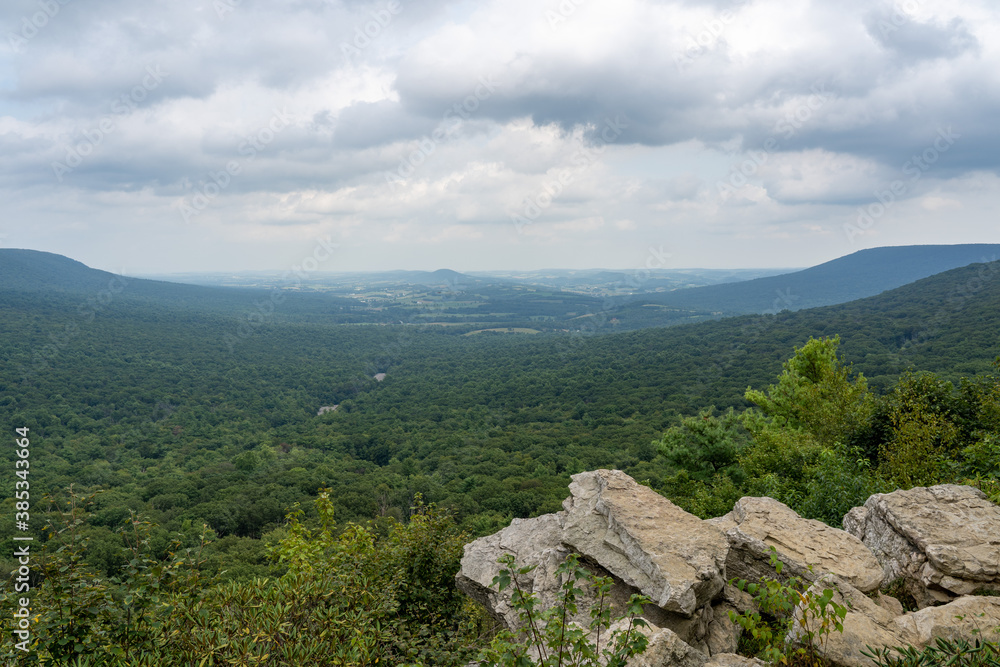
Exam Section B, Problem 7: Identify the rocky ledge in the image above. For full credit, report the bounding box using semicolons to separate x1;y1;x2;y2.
457;470;1000;667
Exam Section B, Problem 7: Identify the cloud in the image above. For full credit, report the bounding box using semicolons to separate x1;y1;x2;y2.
0;0;999;272
866;10;979;62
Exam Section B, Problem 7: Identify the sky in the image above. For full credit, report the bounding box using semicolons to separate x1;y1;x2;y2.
1;0;999;275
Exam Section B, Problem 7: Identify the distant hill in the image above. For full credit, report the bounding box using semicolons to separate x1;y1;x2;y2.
317;269;486;288
470;267;795;292
0;249;357;317
635;244;1000;314
0;249;126;293
0;248;237;297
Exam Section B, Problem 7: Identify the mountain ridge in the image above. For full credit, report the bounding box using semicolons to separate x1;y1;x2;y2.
634;243;1000;314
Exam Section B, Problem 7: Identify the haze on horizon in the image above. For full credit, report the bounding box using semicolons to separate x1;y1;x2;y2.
2;0;999;275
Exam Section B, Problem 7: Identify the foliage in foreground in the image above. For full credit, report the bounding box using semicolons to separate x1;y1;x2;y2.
728;547;847;667
659;337;1000;525
1;489;488;666
478;552;650;667
863;637;1000;667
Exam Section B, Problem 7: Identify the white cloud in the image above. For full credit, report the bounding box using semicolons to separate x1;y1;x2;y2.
0;0;998;272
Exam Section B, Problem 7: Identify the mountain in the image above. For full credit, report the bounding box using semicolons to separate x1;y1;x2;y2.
634;244;1000;315
1;246;998;588
468;267;796;292
0;248;357;317
0;248;244;298
0;249;126;293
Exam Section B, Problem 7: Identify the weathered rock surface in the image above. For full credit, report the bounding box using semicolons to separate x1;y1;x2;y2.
874;592;905;617
703;603;742;656
457;470;734;652
626;625;710;667
896;595;1000;647
456;513;571;629
703;654;765;667
562;470;729;616
788;575;907;667
844;485;1000;607
710;497;883;593
788;575;1000;667
457;473;1000;667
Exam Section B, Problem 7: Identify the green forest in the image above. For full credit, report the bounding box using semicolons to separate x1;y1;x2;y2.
1;256;999;664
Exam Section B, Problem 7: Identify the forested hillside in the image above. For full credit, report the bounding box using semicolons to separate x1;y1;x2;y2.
0;258;997;542
1;254;999;663
636;243;1000;314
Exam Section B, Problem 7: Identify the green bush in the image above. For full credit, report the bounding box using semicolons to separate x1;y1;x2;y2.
2;487;486;666
478;552;651;667
729;547;847;667
862;637;1000;667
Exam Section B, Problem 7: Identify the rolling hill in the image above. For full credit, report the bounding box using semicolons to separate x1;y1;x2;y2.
0;248;358;318
633;244;1000;315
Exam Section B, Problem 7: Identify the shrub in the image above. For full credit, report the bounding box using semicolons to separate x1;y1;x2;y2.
729;547;847;667
478;552;652;667
863;637;1000;667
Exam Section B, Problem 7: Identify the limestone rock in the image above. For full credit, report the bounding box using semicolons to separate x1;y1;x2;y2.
720;582;757;615
788;575;1000;667
704;655;766;667
562;470;729;616
786;575;915;667
895;595;1000;647
704;601;742;656
844;485;1000;607
626;625;710;667
874;592;904;617
712;497;883;593
456;513;570;628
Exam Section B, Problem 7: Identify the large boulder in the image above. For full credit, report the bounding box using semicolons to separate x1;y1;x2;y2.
787;575;1000;667
895;595;1000;646
786;575;907;667
456;470;738;653
709;497;883;593
844;485;1000;607
456;513;568;628
704;655;765;667
562;470;730;616
626;625;710;667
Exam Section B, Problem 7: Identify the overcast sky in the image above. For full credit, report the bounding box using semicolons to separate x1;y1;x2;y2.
2;0;998;274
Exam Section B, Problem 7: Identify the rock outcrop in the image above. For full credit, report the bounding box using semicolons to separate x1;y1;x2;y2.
788;575;1000;667
709;497;883;593
704;655;765;667
629;626;710;667
457;470;731;652
562;469;729;616
844;484;1000;607
456;513;572;629
457;472;1000;667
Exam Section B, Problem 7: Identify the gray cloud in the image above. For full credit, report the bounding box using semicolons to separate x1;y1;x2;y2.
1;0;998;271
866;12;979;61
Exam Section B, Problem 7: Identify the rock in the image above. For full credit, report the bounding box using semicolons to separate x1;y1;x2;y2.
456;508;672;637
874;592;904;617
786;575;915;667
844;485;1000;607
704;654;766;667
456;513;571;629
895;595;1000;647
788;575;1000;667
711;497;883;593
720;582;757;615
841;506;867;536
562;470;729;616
704;601;742;656
626;625;710;667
